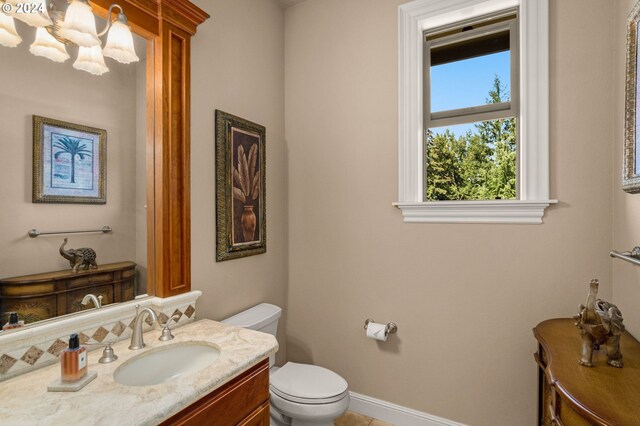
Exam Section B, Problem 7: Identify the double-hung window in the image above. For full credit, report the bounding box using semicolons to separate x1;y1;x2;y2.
425;13;518;201
396;0;556;224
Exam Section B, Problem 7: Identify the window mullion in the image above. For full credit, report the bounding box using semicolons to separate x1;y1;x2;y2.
430;101;513;122
428;107;516;129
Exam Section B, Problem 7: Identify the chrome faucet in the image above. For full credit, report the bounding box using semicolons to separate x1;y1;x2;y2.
81;294;103;309
129;305;158;350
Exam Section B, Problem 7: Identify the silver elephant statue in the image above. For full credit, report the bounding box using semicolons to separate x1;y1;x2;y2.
59;238;98;273
574;279;624;368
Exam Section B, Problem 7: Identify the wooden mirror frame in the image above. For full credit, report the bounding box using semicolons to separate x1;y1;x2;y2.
91;0;209;297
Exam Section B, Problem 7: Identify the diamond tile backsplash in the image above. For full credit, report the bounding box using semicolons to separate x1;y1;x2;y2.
0;292;200;381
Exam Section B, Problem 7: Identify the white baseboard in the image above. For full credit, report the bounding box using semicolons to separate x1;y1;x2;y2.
348;392;467;426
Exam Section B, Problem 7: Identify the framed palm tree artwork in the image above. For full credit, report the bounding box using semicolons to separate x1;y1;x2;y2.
33;116;107;204
215;110;266;261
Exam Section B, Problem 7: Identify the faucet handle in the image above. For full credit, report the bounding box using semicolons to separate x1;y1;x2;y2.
98;343;118;363
83;341;118;364
158;313;180;327
158;314;180;342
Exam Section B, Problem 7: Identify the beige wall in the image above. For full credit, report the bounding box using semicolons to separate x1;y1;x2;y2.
613;1;640;336
284;1;615;424
0;30;145;282
190;0;288;363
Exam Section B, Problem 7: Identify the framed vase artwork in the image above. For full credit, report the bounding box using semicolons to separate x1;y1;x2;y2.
33;116;107;204
624;2;640;193
215;110;266;261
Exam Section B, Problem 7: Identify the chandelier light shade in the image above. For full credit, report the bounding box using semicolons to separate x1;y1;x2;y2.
30;27;69;62
0;0;138;76
73;45;109;75
59;0;100;47
103;20;138;64
0;10;21;47
11;0;52;27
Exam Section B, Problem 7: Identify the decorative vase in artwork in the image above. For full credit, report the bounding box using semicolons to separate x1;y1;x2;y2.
241;205;257;242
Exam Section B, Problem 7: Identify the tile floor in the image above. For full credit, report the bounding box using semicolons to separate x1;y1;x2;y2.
335;411;394;426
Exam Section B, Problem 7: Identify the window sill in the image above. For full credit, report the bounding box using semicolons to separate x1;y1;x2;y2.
393;199;558;224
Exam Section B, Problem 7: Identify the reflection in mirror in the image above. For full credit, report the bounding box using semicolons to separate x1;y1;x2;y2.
0;13;151;330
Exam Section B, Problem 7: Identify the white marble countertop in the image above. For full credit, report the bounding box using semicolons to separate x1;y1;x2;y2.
0;319;278;426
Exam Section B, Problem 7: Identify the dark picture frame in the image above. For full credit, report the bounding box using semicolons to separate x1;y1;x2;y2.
624;2;640;193
33;115;107;204
215;110;266;261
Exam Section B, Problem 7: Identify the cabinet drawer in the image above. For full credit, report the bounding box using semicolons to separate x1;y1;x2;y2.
161;359;270;426
238;402;270;426
66;272;115;288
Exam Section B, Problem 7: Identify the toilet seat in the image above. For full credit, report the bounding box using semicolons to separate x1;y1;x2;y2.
271;386;349;405
270;362;349;404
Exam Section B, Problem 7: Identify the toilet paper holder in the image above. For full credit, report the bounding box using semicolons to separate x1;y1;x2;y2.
364;319;398;337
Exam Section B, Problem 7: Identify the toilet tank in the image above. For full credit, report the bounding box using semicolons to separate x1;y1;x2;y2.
222;303;281;367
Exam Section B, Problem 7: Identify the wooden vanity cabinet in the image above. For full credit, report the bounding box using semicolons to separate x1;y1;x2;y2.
160;359;270;426
533;319;640;425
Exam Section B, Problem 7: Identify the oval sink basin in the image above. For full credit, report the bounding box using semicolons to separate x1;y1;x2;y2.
114;342;220;386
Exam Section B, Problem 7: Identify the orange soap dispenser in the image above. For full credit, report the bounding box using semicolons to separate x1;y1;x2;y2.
60;333;87;382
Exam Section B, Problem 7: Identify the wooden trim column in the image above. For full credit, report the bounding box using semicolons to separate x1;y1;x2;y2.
91;0;209;298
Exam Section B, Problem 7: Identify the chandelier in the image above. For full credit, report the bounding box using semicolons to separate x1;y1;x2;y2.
0;0;139;75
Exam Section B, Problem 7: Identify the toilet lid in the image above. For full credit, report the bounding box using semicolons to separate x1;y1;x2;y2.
270;362;348;402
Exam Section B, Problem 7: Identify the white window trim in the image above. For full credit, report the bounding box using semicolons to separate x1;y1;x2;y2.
394;0;557;224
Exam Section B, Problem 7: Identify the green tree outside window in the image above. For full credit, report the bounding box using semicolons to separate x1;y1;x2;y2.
426;76;516;201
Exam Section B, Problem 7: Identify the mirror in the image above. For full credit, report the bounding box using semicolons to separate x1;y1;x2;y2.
0;13;153;329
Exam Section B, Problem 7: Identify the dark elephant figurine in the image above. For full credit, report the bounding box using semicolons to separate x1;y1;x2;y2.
59;238;98;273
574;279;625;368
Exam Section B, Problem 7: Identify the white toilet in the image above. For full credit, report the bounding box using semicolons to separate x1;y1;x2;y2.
222;303;350;426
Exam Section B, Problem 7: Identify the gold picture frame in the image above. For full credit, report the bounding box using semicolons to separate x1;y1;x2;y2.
624;2;640;193
33;115;107;204
215;110;267;261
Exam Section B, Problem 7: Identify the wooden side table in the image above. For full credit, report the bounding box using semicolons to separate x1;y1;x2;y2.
0;261;136;323
533;318;640;425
